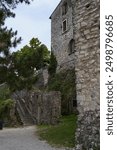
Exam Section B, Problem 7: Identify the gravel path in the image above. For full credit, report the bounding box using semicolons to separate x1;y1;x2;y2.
0;126;65;150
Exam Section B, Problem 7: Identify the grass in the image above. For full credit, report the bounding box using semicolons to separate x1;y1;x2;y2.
37;115;77;148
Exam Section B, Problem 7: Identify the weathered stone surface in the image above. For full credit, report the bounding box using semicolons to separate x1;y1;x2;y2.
50;0;100;149
50;0;75;71
73;0;100;149
30;91;61;125
75;110;100;150
12;90;61;125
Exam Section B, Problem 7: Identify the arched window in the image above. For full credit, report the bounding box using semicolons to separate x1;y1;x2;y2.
68;39;75;54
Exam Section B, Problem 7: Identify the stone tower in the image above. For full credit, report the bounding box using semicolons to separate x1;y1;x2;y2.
73;0;100;149
50;0;100;149
50;0;75;70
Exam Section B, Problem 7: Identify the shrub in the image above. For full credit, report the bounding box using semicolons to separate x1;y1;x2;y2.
0;84;11;100
0;99;14;120
0;84;14;121
48;52;57;76
48;69;76;115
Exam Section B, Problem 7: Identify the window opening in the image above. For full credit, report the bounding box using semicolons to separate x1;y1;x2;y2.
62;19;67;32
69;39;75;54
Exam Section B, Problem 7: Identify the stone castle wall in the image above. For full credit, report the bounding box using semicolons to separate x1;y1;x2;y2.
73;0;100;149
51;0;75;70
13;90;61;125
30;91;61;125
50;0;100;149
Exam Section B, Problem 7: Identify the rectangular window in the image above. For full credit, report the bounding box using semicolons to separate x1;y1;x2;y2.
62;19;67;33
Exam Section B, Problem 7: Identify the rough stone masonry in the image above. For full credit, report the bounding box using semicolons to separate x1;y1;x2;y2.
12;90;61;125
74;0;100;149
50;0;100;149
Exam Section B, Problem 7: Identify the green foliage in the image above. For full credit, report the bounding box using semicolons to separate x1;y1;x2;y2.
0;0;32;14
37;115;77;148
0;99;14;120
48;52;57;76
0;10;21;83
48;69;76;115
8;38;50;91
0;84;11;100
0;84;14;120
0;0;31;62
0;0;32;86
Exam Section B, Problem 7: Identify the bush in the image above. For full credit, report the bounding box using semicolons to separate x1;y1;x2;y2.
0;84;11;101
0;99;14;120
0;84;14;121
48;69;76;115
48;52;57;76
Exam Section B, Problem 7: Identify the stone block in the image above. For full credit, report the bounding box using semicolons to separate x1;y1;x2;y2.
84;29;90;35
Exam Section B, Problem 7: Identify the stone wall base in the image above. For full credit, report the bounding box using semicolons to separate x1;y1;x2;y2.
75;110;100;150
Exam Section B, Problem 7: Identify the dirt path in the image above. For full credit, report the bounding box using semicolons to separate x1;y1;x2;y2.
0;126;65;150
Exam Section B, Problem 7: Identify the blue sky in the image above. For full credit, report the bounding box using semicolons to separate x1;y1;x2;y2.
5;0;61;51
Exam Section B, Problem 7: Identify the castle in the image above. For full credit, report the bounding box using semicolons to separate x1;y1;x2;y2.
50;0;75;70
50;0;100;149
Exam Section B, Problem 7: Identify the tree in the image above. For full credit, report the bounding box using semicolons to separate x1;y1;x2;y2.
0;0;32;11
0;0;33;85
0;9;21;85
9;38;50;91
48;52;57;76
0;0;33;54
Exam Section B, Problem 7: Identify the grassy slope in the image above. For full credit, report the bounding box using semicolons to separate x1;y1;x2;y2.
37;115;77;148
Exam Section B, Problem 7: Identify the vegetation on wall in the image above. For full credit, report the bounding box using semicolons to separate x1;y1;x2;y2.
48;69;76;115
0;84;11;100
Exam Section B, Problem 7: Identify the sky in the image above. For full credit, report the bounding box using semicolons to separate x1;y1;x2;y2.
5;0;61;51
